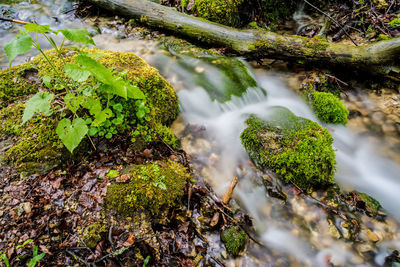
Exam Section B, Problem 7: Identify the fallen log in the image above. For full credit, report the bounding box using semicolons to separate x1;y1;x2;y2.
86;0;400;79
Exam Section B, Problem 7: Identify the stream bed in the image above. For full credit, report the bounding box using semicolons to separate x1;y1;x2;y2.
1;1;400;266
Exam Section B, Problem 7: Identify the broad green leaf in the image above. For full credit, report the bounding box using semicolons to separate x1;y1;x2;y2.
112;103;123;112
56;118;88;153
76;55;126;96
24;23;54;34
22;92;54;124
92;108;113;126
77;55;145;99
107;169;119;178
3;34;33;67
136;109;146;119
64;93;83;113
64;64;91;82
112;117;123;125
28;252;45;267
32;245;38;256
81;96;102;116
1;253;9;267
60;28;95;45
126;81;145;99
88;127;98;136
42;76;51;88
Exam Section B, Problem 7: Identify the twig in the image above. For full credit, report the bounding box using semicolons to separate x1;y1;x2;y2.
0;17;29;25
303;0;359;46
325;74;348;86
210;256;227;267
67;250;94;267
108;223;115;251
221;176;238;204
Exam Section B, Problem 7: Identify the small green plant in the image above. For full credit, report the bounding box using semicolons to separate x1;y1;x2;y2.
1;252;9;267
107;169;120;178
28;244;45;267
3;23;146;153
1;239;46;267
389;14;400;28
106;161;189;215
143;256;150;266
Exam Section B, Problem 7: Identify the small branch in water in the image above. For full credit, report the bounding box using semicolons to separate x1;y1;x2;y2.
0;17;29;25
222;176;238;204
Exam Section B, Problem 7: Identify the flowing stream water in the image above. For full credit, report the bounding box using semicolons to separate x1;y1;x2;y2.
1;1;400;266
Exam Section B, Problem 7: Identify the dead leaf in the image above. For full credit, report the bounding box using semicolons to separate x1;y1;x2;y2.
122;232;135;247
116;174;131;183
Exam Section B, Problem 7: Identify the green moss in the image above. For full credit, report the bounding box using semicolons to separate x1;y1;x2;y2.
220;226;247;256
378;34;390;40
305;38;329;51
389;14;400;28
106;161;189;216
0;49;180;173
161;37;259;103
240;109;336;189
82;222;108;249
356;191;382;216
0;103;66;174
310;91;349;124
192;0;244;27
0;67;39;107
181;0;189;9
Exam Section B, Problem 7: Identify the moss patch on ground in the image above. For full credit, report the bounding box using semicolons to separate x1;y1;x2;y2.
240;108;336;189
82;222;108;249
0;49;179;174
220;226;247;256
106;161;189;216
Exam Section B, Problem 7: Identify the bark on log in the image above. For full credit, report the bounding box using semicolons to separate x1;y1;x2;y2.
86;0;400;79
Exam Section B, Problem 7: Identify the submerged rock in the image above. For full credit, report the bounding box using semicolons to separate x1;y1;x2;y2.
240;108;336;189
160;38;259;103
0;49;179;174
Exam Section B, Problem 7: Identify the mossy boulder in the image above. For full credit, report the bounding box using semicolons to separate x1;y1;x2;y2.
185;0;244;27
310;91;349;124
220;226;247;256
240;108;336;189
82;222;108;249
106;161;189;216
160;38;259;103
0;49;179;174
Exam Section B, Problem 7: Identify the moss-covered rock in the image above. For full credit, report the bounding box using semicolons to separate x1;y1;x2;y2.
106;161;189;216
240;108;336;189
0;49;179;174
82;222;108;249
220;226;247;256
355;191;382;216
310;91;349;124
160;37;259;103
